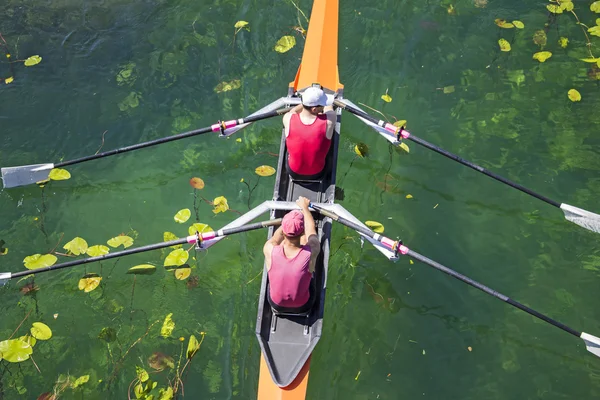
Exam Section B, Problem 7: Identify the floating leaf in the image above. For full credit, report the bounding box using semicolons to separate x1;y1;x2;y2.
158;386;174;400
78;274;102;293
236;138;242;143
365;221;384;234
546;4;563;13
189;177;204;189
398;142;410;153
72;375;89;388
174;267;191;280
5;76;14;84
63;237;88;255
48;168;71;181
533;30;547;47
148;352;175;371
188;223;211;236
127;264;157;275
23;254;57;270
592;1;600;12
163;232;182;249
393;120;407;128
118;92;141;111
98;327;117;342
164;249;189;267
174;209;191;223
559;37;569;48
498;38;511;52
512;20;524;29
589;26;600;37
19;335;36;347
30;322;52;340
214;79;241;93
381;93;392;102
255;165;276;176
443;86;455;94
136;366;149;383
274;35;296;53
406;194;414;199
187;335;201;359
24;55;42;66
354;143;369;157
234;21;249;29
107;235;133;248
86;245;109;257
568;89;581;102
0;339;32;363
494;19;514;28
212;196;229;214
581;57;600;63
0;240;7;256
160;313;175;338
532;51;552;62
560;1;574;11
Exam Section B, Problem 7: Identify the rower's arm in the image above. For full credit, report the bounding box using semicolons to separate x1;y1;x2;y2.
324;105;336;140
263;227;285;271
300;205;320;273
283;105;303;137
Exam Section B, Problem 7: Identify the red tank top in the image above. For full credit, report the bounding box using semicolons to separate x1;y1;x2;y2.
286;113;331;176
268;244;312;308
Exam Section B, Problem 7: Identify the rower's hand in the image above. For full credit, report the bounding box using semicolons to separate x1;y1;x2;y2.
296;196;310;210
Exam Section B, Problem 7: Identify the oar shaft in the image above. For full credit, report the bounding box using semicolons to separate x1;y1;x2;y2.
55;108;289;168
337;101;562;209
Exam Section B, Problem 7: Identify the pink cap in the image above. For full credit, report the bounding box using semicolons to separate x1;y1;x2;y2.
282;210;304;237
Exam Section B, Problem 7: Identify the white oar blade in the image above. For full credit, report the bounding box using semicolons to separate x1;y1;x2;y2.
581;332;600;358
1;163;54;188
0;272;10;287
560;203;600;234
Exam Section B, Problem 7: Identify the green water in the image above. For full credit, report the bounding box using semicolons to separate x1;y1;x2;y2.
1;0;600;398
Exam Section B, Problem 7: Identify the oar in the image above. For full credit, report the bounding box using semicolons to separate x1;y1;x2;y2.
1;108;291;189
0;218;282;285
309;203;600;358
335;100;600;235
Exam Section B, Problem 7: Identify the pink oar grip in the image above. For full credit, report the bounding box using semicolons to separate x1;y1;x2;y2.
211;123;221;132
186;235;198;244
200;232;216;240
398;245;409;255
383;123;410;139
381;237;396;249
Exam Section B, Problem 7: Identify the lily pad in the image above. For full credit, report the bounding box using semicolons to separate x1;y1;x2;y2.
78;275;102;292
23;254;57;270
546;4;563;14
214;80;241;93
494;19;514;29
174;266;191;280
398;142;410;153
107;235;133;248
86;245;109;257
63;237;88;255
187;334;201;359
188;223;212;236
568;89;581;102
72;375;89;388
381;93;392;103
561;1;574;11
365;221;385;233
160;313;175;338
255;165;276;177
0;339;33;363
559;37;569;48
136;366;149;383
498;38;511;52
163;232;182;249
127;264;157;275
158;386;174;400
212;196;229;214
533;30;547;47
533;51;552;63
512;20;524;29
274;35;296;53
18;335;36;347
164;249;189;267
48;168;71;181
174;209;191;223
189;177;205;189
354;143;369;157
30;322;52;340
24;55;42;66
592;1;600;12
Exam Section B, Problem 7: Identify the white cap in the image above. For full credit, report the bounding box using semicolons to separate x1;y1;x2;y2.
301;87;334;107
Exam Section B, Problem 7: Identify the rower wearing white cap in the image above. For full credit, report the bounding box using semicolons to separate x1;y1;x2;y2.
283;86;336;180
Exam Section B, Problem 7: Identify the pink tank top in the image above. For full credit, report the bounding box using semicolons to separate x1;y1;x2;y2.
268;244;312;308
286;114;331;176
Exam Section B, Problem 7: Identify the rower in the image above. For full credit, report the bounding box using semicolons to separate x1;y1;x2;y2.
283;86;336;180
263;196;320;314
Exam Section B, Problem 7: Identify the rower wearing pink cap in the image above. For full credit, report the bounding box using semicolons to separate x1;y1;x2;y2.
283;86;336;180
263;196;320;313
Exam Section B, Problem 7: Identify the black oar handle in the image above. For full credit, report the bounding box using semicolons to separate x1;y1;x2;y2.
9;218;282;280
55;108;290;168
337;101;562;209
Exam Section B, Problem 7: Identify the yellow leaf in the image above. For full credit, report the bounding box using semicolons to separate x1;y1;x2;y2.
494;19;514;28
164;249;189;267
212;196;229;214
546;4;563;14
409;259;414;265
163;232;182;249
23;254;57;270
63;237;88;255
532;51;552;62
174;267;191;280
24;55;42;66
174;208;191;223
591;1;600;13
393;120;407;128
588;26;600;37
189;177;204;189
236;138;242;143
214;79;241;93
274;35;296;53
567;89;581;102
354;143;369;157
160;313;175;338
580;57;600;63
560;1;573;11
5;76;14;84
381;94;392;103
398;142;410;153
255;165;276;177
188;223;212;236
406;194;414;199
558;37;569;48
30;322;52;340
240;178;244;183
498;38;511;52
86;245;109;257
234;21;249;29
365;221;384;234
107;235;134;248
512;20;524;29
78;275;102;293
48;168;71;181
443;85;455;94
